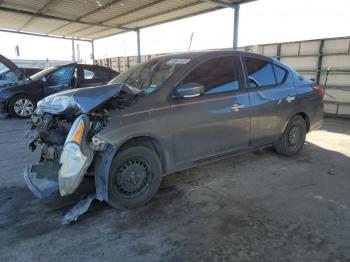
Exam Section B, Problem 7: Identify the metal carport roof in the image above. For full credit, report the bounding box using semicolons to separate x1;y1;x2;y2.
0;0;255;40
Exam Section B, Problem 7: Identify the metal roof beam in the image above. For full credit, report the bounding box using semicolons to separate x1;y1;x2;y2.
118;1;204;27
99;0;168;25
76;0;124;21
18;0;58;31
0;28;91;41
206;0;257;8
92;4;224;40
0;6;133;31
206;0;238;8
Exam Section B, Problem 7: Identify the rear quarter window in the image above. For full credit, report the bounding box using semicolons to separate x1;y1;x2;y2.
273;65;288;84
244;57;276;88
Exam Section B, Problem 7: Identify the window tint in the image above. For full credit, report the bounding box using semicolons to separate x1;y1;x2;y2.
23;68;41;76
245;57;276;88
4;71;17;81
182;56;240;95
48;66;74;85
273;65;287;84
83;67;110;80
83;69;95;79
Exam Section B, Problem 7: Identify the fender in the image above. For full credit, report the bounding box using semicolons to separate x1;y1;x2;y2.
281;111;310;135
94;144;118;201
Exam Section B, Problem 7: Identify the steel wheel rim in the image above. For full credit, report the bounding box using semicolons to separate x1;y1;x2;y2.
115;159;151;196
288;126;301;146
13;99;34;116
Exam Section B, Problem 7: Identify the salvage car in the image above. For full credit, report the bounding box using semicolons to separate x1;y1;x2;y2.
0;67;42;85
0;54;119;118
24;50;323;208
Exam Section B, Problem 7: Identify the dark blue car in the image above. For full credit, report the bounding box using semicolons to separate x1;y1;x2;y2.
0;54;118;118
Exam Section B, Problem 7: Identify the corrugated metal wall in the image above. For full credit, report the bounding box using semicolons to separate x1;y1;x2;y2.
96;36;350;116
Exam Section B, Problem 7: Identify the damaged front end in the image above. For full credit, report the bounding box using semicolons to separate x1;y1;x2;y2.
24;83;139;199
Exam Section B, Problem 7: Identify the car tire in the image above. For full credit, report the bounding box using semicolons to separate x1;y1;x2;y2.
107;146;162;209
8;94;36;119
274;115;307;156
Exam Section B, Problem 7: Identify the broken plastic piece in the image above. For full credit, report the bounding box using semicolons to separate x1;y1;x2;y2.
61;194;96;225
23;162;60;198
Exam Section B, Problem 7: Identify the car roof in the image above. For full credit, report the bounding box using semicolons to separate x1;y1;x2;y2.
151;50;274;62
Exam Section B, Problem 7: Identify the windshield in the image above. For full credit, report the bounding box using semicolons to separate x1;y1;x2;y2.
108;57;187;93
30;67;57;80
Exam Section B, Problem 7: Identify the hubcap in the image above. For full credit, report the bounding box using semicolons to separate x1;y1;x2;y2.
115;159;151;196
288;126;300;146
13;99;34;117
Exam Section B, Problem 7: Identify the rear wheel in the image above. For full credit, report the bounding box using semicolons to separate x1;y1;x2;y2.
107;146;162;209
274;115;307;156
8;94;35;119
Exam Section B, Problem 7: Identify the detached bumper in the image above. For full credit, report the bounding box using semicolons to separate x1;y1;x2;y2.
23;161;60;198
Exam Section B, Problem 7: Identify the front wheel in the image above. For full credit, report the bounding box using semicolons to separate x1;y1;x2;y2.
8;94;36;119
274;115;307;156
107;146;162;209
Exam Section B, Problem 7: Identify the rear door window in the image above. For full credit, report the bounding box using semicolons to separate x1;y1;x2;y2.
182;56;240;95
83;67;110;81
244;57;276;88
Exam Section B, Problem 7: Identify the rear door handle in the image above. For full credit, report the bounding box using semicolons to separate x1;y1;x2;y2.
231;103;245;111
286;95;295;102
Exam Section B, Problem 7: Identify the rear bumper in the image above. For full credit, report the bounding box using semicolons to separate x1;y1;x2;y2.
309;103;324;132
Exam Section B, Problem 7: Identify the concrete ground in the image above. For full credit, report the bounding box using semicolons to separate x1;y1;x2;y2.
0;117;349;262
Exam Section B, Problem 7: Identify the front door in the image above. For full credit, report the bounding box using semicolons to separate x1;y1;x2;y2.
171;55;250;166
44;64;76;96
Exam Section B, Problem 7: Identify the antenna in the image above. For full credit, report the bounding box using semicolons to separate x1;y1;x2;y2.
188;32;194;51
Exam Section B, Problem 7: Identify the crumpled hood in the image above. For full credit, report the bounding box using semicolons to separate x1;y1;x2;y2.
37;83;140;114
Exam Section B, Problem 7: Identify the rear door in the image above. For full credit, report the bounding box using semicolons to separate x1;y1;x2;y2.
243;56;297;145
171;55;250;165
43;64;76;96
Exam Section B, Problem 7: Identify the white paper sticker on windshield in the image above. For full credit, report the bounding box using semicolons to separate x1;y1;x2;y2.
166;59;191;65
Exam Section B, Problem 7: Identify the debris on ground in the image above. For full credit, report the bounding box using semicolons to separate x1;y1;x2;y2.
61;194;96;225
327;170;337;176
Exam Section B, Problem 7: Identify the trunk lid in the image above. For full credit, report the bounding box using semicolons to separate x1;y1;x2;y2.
0;54;26;80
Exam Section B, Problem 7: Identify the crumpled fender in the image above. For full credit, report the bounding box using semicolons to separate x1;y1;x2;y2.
94;144;118;201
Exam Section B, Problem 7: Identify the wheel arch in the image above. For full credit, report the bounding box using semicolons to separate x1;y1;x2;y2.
6;92;37;112
282;111;310;134
117;135;168;173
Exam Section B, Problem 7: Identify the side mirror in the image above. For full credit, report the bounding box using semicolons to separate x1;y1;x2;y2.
175;82;204;98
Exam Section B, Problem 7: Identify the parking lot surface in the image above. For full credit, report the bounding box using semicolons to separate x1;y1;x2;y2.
0;117;349;262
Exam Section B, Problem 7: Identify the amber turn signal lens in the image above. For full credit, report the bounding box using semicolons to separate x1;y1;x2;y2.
72;121;84;144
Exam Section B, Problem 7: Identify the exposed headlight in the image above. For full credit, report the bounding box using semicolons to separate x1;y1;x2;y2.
37;95;78;114
59;115;94;196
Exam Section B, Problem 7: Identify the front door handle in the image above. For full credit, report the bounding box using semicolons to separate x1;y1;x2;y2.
286;95;296;102
231;103;245;112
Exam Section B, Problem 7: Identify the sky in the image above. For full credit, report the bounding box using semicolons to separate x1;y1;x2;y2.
0;0;350;63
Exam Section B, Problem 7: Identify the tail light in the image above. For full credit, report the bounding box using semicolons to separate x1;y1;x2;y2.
312;85;324;97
